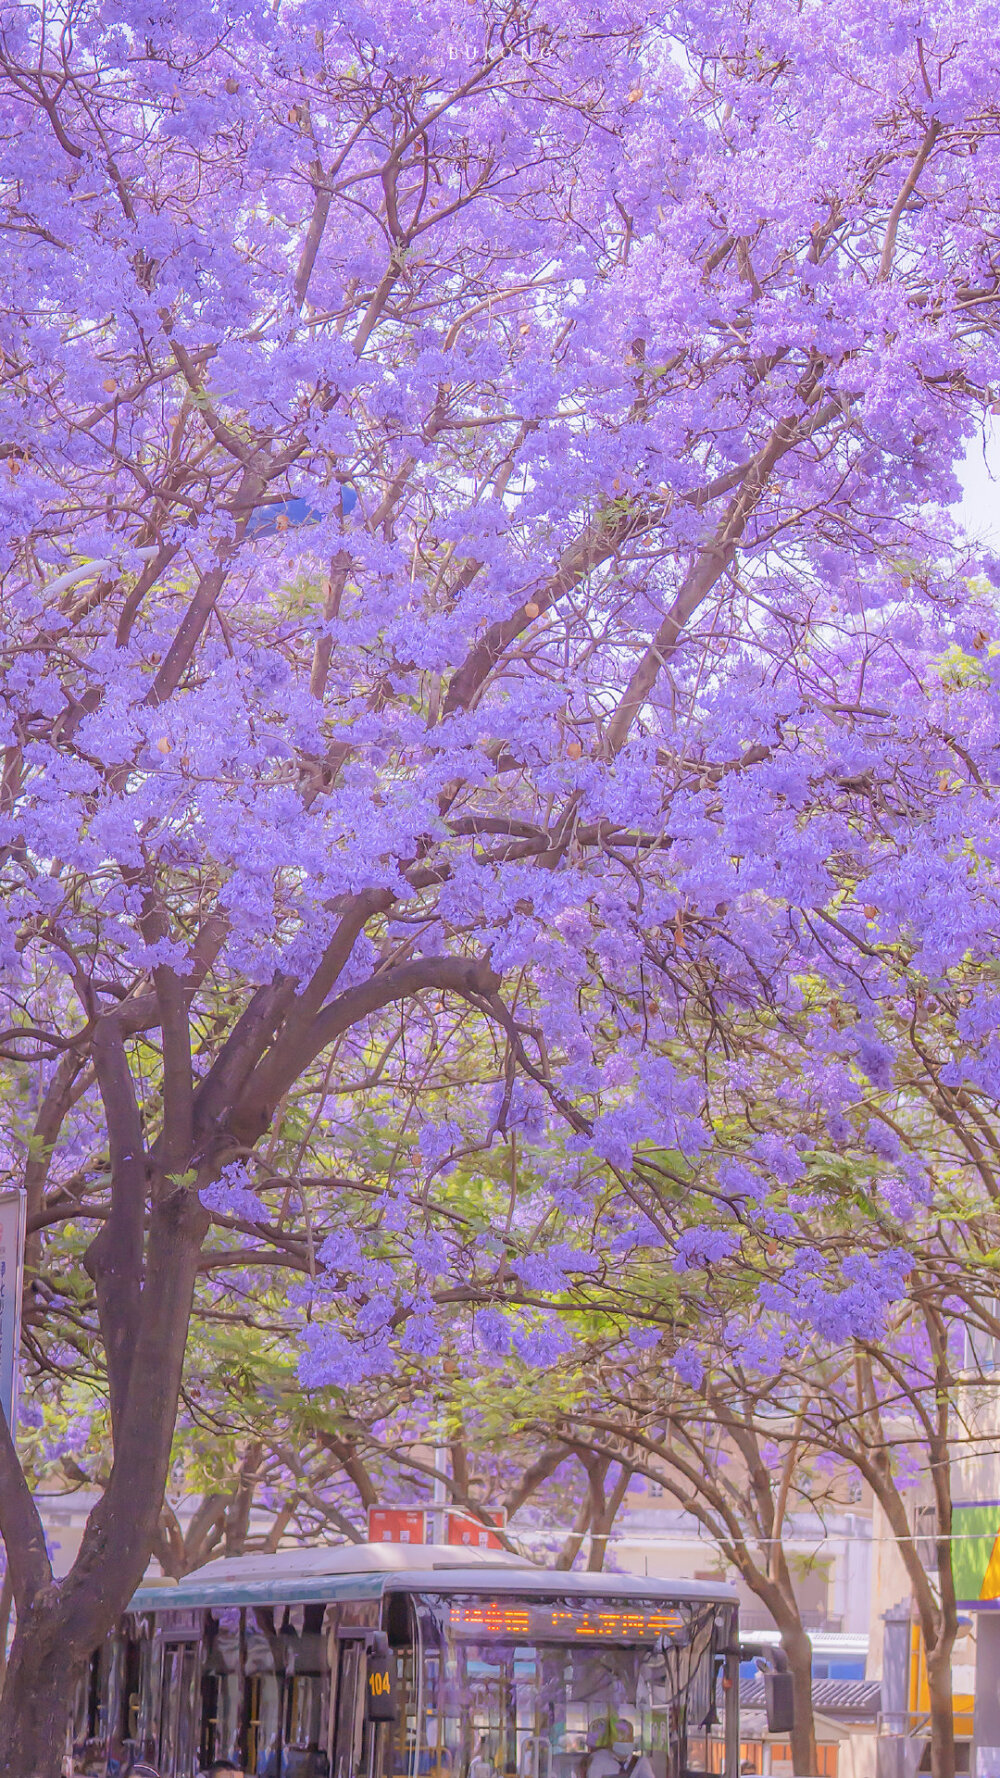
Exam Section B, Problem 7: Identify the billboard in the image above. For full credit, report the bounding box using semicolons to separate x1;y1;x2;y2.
446;1509;507;1550
367;1507;427;1545
954;1502;1000;1604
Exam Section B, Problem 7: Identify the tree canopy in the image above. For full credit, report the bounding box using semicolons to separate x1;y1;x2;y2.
4;0;1000;1769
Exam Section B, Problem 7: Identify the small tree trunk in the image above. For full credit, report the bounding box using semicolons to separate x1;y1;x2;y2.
224;1442;262;1558
587;1464;632;1572
780;1623;818;1777
925;1642;956;1778
0;1591;86;1776
555;1494;591;1569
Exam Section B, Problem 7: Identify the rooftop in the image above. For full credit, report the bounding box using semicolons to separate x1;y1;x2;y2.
741;1677;881;1721
130;1542;740;1614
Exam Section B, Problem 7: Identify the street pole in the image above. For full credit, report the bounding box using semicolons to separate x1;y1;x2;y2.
0;1190;26;1435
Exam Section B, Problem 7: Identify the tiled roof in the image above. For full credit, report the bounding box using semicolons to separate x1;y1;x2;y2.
741;1678;880;1719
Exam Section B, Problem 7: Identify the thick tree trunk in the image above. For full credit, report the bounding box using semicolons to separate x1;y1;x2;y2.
0;1185;207;1774
926;1643;956;1778
0;1590;87;1775
780;1624;818;1777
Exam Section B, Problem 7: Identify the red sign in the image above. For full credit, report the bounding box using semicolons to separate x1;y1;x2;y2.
368;1507;426;1545
445;1510;506;1550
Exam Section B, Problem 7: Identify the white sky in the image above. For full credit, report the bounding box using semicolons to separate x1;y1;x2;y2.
956;420;1000;551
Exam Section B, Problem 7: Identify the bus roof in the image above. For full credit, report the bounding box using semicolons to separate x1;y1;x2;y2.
129;1542;739;1615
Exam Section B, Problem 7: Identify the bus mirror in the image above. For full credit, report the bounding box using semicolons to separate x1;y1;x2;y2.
366;1642;398;1724
764;1670;795;1735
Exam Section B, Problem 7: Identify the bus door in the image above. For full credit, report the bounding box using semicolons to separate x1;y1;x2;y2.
332;1627;398;1778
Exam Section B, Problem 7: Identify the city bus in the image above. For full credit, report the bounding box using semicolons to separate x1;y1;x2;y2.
69;1542;741;1778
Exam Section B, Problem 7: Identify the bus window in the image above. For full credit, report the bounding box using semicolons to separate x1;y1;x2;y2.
121;1638;143;1745
282;1603;331;1778
158;1642;200;1778
407;1596;727;1778
284;1675;330;1777
88;1646;103;1740
331;1617;393;1778
332;1635;367;1778
245;1610;284;1777
201;1610;243;1770
69;1646;109;1776
383;1596;416;1778
139;1629;160;1759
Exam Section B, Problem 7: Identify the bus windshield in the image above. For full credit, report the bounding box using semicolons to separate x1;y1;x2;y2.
394;1594;728;1778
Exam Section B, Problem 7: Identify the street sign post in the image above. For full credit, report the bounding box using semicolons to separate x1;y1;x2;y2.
0;1189;26;1434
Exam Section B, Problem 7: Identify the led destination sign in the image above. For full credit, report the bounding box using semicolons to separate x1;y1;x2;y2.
448;1603;684;1643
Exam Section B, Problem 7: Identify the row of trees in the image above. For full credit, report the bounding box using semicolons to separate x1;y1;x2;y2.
18;1020;1000;1778
4;0;1000;1772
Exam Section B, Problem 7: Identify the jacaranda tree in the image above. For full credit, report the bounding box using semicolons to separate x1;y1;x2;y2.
3;0;1000;1766
529;913;1000;1778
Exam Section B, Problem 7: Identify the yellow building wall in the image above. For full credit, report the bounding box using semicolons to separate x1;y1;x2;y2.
909;1621;974;1737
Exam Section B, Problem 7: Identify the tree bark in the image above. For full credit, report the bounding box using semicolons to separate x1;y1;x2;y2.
779;1622;818;1777
0;1589;87;1777
0;1185;207;1774
925;1639;957;1778
224;1443;261;1557
555;1490;592;1569
587;1464;632;1572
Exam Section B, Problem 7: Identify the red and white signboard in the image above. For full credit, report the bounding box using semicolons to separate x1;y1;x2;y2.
368;1507;427;1545
445;1509;506;1551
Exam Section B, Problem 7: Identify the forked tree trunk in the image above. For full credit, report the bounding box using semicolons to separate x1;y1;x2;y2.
587;1463;633;1572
